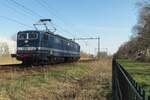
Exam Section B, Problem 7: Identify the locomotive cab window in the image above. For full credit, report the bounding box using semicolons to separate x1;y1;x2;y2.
28;33;37;39
18;33;27;40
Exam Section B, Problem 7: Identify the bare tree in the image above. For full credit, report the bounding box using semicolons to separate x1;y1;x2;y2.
116;1;150;61
0;42;9;56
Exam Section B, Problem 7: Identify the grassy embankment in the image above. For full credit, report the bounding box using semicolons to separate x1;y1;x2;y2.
118;59;150;95
0;58;112;100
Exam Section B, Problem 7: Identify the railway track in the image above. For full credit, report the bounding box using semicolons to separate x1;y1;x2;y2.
0;58;97;73
0;58;97;66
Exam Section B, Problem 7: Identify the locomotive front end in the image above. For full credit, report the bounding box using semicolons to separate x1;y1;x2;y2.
16;31;40;63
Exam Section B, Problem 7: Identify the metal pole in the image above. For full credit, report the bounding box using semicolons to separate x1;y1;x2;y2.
98;36;100;58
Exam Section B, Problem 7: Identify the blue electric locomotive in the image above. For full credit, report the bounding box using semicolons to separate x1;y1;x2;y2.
15;19;80;64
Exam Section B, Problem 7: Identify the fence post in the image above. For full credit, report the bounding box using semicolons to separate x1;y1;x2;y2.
112;58;115;100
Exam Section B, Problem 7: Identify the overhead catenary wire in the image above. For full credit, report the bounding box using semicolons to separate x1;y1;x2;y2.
36;0;76;38
9;0;75;38
50;22;76;37
42;0;77;29
37;0;73;27
0;16;33;29
8;0;44;18
42;0;78;35
2;0;77;38
37;0;87;41
2;0;36;21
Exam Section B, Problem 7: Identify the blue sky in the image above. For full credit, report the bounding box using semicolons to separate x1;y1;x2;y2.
0;0;138;54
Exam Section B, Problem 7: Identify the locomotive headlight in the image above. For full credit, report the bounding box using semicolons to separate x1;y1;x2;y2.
25;40;28;43
17;47;23;50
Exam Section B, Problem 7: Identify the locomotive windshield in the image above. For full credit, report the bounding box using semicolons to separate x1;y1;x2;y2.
28;33;37;39
18;32;38;40
18;33;27;39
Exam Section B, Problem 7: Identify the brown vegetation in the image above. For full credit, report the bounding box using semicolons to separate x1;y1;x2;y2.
0;55;21;65
0;58;112;100
80;51;91;58
115;1;150;61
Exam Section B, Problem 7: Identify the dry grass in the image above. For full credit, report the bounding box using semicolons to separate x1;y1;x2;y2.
0;58;112;100
0;55;21;65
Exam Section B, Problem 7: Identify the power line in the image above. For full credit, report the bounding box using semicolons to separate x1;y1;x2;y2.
42;0;77;28
38;0;68;25
74;37;100;40
50;22;75;37
2;0;36;21
36;0;76;37
41;0;73;25
0;16;33;28
42;0;78;33
9;0;75;37
9;0;44;18
74;37;101;58
5;0;76;38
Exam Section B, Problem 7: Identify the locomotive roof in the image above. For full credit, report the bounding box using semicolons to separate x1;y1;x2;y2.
19;30;79;46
